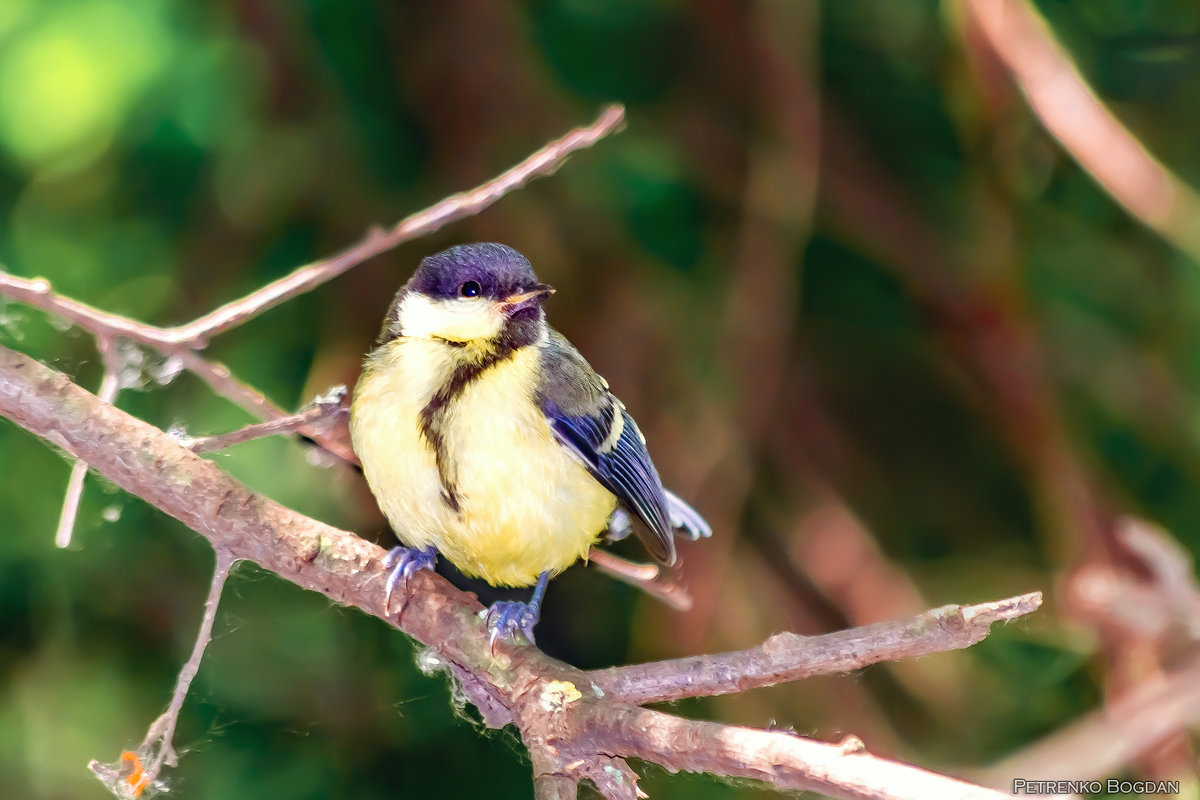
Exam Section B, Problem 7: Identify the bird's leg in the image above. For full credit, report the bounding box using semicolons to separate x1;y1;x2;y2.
382;545;438;612
485;570;550;649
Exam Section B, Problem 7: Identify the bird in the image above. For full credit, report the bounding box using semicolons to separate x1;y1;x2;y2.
350;242;710;646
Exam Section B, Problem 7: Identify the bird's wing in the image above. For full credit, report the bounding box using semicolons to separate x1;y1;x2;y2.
606;492;712;542
536;332;676;565
547;403;676;565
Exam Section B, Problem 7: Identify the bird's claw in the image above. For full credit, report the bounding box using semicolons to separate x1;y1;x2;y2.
485;600;540;650
382;545;437;612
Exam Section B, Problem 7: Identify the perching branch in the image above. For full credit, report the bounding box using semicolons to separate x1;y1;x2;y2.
0;99;1046;800
0;102;702;611
0;343;1040;799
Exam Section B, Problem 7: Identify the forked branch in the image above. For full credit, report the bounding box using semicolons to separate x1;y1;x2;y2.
0;343;1040;799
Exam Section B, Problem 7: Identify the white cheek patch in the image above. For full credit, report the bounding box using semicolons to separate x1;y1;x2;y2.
397;293;505;342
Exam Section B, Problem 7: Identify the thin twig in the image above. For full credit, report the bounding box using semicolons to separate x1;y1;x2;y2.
159;104;627;348
0;106;627;468
174;349;289;419
0;274;316;448
588;549;659;583
587;549;695;612
0;106;627;353
55;338;121;548
142;552;235;779
589;592;1043;705
0;283;359;463
187;389;347;454
88;552;235;795
0;274;175;346
55;461;92;548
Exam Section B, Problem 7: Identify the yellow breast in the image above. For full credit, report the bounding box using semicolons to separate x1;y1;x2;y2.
350;338;616;587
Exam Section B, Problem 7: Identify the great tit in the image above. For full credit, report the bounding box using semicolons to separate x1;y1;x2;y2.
350;243;710;645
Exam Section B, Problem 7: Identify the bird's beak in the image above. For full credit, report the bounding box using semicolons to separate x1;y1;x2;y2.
499;284;555;317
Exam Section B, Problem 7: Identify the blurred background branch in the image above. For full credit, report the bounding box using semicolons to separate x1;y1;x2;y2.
964;0;1200;260
3;1;1200;797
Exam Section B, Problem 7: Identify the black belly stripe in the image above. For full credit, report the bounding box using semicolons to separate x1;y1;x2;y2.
414;312;543;513
419;346;518;513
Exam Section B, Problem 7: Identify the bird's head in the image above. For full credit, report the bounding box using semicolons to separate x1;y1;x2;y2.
382;243;555;347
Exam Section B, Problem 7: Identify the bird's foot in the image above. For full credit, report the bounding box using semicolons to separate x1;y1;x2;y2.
382;545;437;612
485;600;541;650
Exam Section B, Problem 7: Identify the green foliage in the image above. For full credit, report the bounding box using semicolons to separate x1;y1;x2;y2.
2;1;1199;797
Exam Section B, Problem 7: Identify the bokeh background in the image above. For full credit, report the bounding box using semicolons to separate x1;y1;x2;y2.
2;0;1200;797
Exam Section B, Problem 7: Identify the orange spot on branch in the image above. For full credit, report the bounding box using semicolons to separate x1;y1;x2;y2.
120;751;149;798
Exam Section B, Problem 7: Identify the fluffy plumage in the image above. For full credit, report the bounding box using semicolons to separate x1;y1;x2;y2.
351;243;698;592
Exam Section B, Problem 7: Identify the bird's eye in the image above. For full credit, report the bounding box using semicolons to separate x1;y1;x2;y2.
459;281;482;298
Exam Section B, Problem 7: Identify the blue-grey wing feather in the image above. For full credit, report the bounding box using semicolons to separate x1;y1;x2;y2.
606;492;710;542
545;402;676;565
536;331;677;565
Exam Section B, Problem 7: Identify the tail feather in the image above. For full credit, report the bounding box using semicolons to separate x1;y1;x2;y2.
604;492;711;543
665;489;712;540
